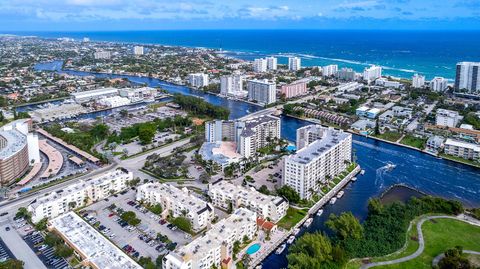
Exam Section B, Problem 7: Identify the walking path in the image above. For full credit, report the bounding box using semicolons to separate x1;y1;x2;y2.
361;214;480;269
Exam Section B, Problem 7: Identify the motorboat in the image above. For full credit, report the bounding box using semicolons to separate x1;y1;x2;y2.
316;209;324;217
287;235;295;244
303;218;313;227
336;191;344;199
276;243;286;254
330;197;337;205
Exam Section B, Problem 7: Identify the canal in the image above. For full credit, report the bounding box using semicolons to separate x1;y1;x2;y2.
35;61;480;268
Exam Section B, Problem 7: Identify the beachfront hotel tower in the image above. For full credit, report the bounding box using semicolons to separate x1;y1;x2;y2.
455;62;480;95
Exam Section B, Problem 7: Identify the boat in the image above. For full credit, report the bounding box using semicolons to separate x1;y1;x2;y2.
292;228;300;235
330;197;337;205
303;218;313;227
360;169;365;175
287;235;295;244
336;191;344;199
316;209;324;217
351;177;357;182
386;163;396;171
275;243;286;254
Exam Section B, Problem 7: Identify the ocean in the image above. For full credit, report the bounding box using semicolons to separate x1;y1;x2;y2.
7;29;480;80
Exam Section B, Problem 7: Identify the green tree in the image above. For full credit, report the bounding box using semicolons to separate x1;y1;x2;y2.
138;124;156;145
45;232;63;247
89;124;109;140
276;185;300;204
34;218;48;231
172;217;192;233
326;212;364;240
438;246;472;269
287;233;342;269
54;244;74;258
0;259;24;269
149;204;163;215
258;185;270;195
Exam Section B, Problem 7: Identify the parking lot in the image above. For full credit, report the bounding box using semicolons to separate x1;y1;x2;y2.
233;159;283;190
23;231;70;269
0;237;15;263
82;189;191;259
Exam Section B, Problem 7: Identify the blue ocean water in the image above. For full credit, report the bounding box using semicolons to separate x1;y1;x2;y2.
8;30;480;80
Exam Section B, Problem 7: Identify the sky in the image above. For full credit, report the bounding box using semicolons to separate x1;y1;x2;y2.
1;0;480;31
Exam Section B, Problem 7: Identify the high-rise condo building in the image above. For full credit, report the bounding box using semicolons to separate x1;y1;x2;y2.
220;75;244;97
253;58;268;72
322;65;338;77
412;74;426;88
188;73;209;88
205;120;236;142
247;79;277;105
430;77;448;92
455;62;480;94
288;57;301;71
133;46;144;55
236;115;281;158
283;126;352;200
266;57;278;70
363;65;382;83
337;68;356;81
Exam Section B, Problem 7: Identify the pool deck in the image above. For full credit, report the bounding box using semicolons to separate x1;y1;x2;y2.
235;229;287;268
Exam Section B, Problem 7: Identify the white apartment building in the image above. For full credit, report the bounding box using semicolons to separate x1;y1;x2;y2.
136;183;214;232
266;57;278;70
337;82;363;93
430;77;448;92
205;120;236;143
296;124;325;150
94;51;111;60
444;139;480;161
237;115;281;158
283;126;352;200
253;58;268;73
220;75;244;97
455;62;480;94
436;109;461;127
134;46;144;55
288;57;301;71
322;65;338;77
163;208;257;269
375;78;402;89
49;212;142;269
363;65;382;83
28;169;133;223
208;180;288;222
188;73;209;88
247;79;276;105
412;74;426;88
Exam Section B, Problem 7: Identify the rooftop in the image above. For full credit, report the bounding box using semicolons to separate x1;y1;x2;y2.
49;212;142;269
210;180;286;207
0;129;27;159
286;127;350;164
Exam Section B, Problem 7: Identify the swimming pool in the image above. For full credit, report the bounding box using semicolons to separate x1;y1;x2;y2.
246;243;261;255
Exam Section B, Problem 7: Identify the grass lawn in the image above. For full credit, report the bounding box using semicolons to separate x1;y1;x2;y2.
277;207;308;230
400;135;426;149
378;218;480;269
374;131;402;142
440;153;480;168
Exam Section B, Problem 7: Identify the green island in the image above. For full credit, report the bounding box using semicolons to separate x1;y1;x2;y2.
286;196;480;269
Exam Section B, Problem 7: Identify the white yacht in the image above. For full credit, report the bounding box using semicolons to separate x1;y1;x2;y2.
287;235;295;244
303;218;313;227
316;209;324;217
336;191;345;199
330;197;337;205
276;243;286;254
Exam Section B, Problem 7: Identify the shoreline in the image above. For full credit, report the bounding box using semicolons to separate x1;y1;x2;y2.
21;33;457;81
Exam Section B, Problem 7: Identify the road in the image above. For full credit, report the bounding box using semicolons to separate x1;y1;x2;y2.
361;214;480;269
